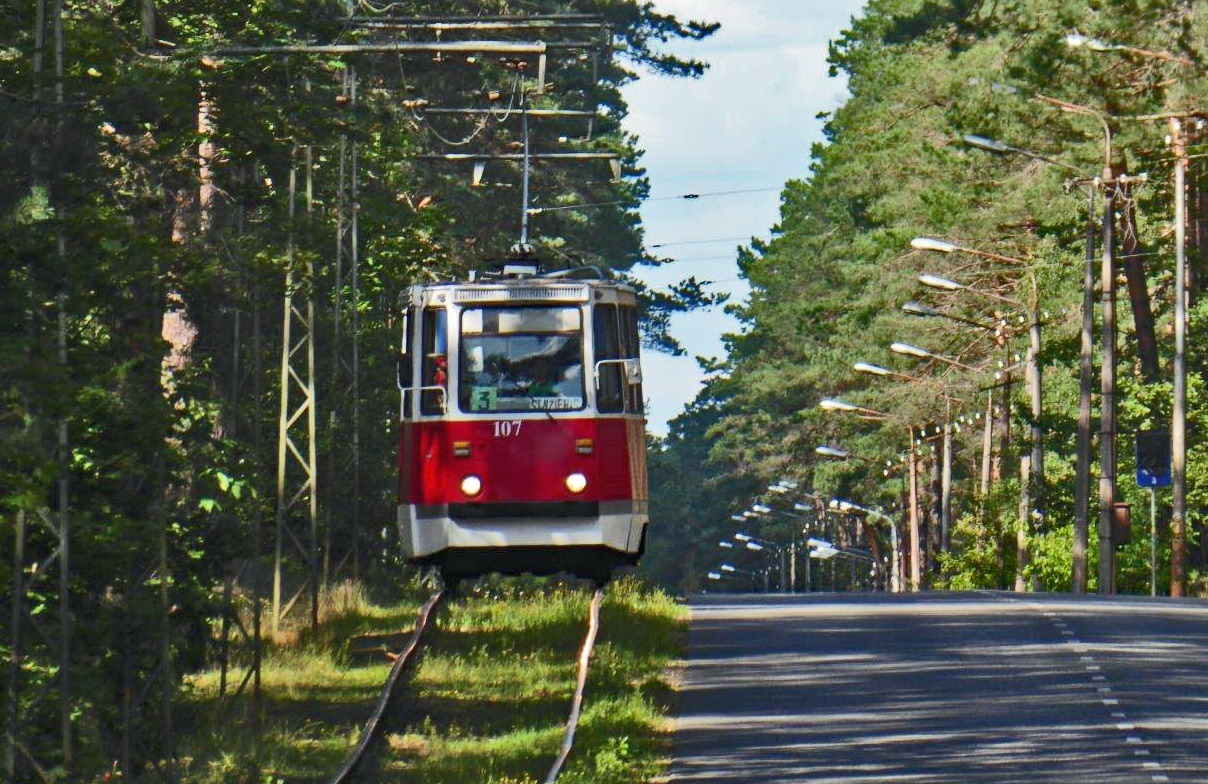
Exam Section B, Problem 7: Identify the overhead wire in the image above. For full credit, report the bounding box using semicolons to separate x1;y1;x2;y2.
530;185;781;214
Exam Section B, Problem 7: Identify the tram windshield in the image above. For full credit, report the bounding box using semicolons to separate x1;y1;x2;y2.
458;306;585;413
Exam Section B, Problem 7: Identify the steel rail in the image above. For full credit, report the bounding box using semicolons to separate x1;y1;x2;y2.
545;587;604;783
327;589;445;784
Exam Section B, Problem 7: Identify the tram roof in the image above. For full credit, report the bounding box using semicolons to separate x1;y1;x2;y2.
409;273;637;306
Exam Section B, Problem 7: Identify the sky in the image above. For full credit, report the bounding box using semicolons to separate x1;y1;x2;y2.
621;0;867;435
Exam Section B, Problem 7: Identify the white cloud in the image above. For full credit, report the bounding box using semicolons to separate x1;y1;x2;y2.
622;0;866;434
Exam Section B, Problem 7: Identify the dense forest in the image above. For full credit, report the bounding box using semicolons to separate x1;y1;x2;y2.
9;0;1208;778
0;0;716;778
647;0;1208;598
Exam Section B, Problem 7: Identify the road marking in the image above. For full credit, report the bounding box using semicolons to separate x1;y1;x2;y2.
1027;606;1167;784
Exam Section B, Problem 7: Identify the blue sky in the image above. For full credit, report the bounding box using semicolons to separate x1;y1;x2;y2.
621;0;866;435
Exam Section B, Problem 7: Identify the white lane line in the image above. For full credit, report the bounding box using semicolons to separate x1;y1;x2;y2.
1042;609;1165;782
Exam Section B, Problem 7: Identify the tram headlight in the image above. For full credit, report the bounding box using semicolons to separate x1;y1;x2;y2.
565;472;588;494
460;475;483;498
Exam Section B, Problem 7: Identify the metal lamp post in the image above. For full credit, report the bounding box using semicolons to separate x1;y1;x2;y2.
965;82;1121;594
734;533;788;592
961;131;1098;594
913;248;1044;592
1063;30;1196;596
833;498;902;593
818;399;923;591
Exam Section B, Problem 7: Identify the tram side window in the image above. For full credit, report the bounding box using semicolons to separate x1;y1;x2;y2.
593;305;623;413
619;305;643;414
421;307;448;415
399;308;415;417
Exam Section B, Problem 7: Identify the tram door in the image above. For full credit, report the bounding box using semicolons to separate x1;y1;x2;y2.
592;303;643;415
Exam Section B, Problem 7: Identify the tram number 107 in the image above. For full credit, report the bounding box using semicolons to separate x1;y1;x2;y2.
493;420;523;438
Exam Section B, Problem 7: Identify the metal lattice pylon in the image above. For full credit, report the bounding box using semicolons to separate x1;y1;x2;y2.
325;66;363;586
273;144;320;637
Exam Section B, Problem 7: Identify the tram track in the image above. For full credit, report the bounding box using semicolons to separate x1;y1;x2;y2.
328;584;605;783
328;589;446;784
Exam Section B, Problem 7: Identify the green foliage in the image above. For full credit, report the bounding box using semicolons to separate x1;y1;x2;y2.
179;576;684;783
643;0;1208;597
1;0;714;776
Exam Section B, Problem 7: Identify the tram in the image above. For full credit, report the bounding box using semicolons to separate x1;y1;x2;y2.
396;261;649;583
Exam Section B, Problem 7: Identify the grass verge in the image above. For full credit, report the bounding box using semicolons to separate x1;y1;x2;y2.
176;576;685;783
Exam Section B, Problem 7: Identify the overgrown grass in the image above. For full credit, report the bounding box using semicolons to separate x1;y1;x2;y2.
176;576;685;783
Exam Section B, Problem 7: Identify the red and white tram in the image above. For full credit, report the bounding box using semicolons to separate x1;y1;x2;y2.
396;263;649;583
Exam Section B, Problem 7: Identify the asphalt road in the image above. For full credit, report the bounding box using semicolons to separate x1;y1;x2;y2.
670;592;1208;783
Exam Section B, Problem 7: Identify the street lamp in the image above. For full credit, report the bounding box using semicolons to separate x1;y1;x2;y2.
890;341;980;372
819;397;889;420
1064;32;1194;66
829;499;900;592
815;404;922;592
852;361;916;382
734;533;788;592
911;237;1027;267
913;243;1045;592
969;83;1126;595
961;131;1098;594
1060;36;1194;594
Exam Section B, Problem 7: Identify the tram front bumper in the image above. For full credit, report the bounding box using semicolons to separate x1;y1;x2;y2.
398;501;646;559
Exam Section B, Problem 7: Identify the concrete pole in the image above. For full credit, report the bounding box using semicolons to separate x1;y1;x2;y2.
941;421;952;555
981;393;993;495
1171;118;1188;597
908;427;921;592
1073;188;1095;593
1098;175;1118;595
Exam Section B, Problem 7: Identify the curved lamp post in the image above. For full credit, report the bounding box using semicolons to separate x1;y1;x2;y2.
961;132;1098;594
913;243;1044;592
829;498;900;592
1061;33;1193;594
815;403;922;592
1064;33;1194;66
964;84;1127;595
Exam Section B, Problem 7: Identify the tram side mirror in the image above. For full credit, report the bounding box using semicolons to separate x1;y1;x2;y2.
397;353;412;389
624;359;642;386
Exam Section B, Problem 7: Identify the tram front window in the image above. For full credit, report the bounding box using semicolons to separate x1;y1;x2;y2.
459;306;585;413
